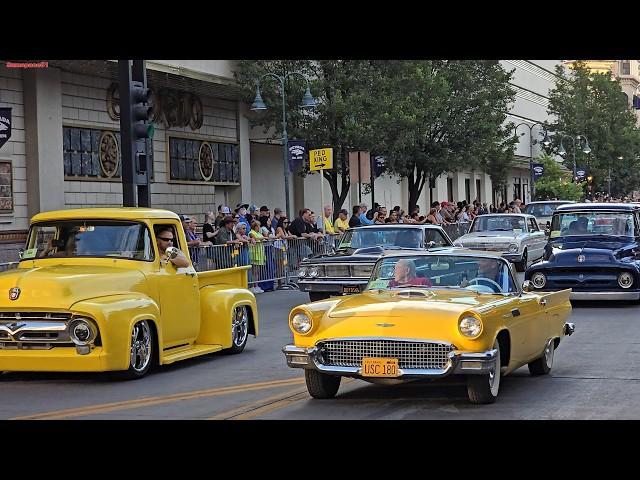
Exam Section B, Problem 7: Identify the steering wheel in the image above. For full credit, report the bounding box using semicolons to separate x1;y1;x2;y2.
468;277;502;293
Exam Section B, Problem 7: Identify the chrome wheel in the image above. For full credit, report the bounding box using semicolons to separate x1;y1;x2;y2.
544;339;555;369
232;306;249;348
489;340;501;397
130;320;152;373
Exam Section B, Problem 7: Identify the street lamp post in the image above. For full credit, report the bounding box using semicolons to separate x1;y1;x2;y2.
250;72;316;220
514;122;551;202
557;134;592;182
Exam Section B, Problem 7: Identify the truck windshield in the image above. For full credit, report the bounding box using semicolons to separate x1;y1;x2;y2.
550;211;635;238
23;220;155;261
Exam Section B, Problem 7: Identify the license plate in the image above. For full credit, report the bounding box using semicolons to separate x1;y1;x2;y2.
362;357;399;377
343;285;361;294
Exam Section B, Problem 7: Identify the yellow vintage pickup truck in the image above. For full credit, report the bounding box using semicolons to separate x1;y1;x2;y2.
0;208;258;379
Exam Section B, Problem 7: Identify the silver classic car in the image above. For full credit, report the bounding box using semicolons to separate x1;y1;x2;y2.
453;214;546;271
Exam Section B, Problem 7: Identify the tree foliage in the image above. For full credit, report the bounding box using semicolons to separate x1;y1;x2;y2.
533;153;584;201
545;61;640;196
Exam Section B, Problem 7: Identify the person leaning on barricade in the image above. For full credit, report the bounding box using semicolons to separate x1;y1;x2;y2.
213;216;242;269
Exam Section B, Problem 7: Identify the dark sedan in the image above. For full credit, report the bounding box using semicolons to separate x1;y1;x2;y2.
525;203;640;301
297;224;455;301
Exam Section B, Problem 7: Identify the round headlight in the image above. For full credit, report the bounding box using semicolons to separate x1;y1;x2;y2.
618;272;634;289
69;318;96;345
531;272;546;288
508;243;519;253
291;312;312;334
298;267;307;278
308;267;319;278
459;316;483;338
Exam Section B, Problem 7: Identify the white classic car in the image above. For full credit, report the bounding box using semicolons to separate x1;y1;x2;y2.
453;214;546;271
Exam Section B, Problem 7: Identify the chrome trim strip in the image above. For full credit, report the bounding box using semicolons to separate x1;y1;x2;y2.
570;291;640;300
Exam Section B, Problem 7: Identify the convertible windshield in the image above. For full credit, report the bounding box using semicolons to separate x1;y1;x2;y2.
367;255;517;294
550;211;635;238
23;220;154;261
338;227;449;250
470;215;526;233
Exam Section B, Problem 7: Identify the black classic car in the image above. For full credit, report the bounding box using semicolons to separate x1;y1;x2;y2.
297;224;455;301
525;203;640;301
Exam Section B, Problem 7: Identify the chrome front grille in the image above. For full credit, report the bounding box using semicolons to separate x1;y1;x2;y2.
350;264;374;278
324;265;350;277
319;339;454;370
0;311;75;349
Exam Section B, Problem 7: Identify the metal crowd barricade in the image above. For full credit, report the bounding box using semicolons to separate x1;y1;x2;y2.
442;222;470;241
187;233;343;292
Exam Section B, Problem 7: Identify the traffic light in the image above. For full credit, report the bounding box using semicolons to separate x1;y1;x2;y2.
130;81;154;140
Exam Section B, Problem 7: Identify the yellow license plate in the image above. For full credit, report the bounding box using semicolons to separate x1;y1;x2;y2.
361;357;399;377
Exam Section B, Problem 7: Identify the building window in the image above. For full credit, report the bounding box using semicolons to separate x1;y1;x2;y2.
475;179;481;202
0;161;13;213
446;177;454;202
169;137;239;183
513;177;522;201
63;126;153;179
621;60;631;75
464;178;471;202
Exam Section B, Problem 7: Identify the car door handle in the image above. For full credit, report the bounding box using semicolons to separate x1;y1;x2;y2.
511;308;520;317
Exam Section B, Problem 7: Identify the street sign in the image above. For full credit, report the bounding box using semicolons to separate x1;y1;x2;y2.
309;148;333;171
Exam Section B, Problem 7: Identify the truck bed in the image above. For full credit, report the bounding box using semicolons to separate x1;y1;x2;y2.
197;265;250;289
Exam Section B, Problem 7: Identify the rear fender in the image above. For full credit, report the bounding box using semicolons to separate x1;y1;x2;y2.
197;286;258;347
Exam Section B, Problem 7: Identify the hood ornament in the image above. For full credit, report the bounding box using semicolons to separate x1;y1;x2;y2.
577;254;586;263
376;323;395;327
9;287;20;301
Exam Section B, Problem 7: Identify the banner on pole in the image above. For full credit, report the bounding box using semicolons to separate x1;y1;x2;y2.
287;140;306;173
532;163;544;181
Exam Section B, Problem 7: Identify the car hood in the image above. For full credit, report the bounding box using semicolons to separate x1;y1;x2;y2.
543;236;637;262
0;264;148;310
458;232;523;242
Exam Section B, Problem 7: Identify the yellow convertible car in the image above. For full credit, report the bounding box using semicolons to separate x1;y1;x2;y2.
283;251;575;404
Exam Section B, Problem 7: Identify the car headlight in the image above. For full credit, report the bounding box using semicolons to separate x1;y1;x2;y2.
308;266;320;278
291;312;313;334
68;317;97;345
508;243;519;253
298;267;307;278
459;316;483;338
618;272;634;289
531;272;546;288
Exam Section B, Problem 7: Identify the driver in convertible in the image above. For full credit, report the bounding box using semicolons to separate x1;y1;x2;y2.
389;258;432;287
461;257;502;290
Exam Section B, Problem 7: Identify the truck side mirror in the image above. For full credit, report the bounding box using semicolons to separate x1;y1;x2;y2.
18;248;24;259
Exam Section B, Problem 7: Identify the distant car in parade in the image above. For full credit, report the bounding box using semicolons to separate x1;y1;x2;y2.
525;202;640;301
297;224;455;302
453;213;546;271
523;200;575;230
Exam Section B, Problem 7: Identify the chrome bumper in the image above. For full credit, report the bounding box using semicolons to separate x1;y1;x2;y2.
282;344;498;378
297;279;368;293
569;291;640;300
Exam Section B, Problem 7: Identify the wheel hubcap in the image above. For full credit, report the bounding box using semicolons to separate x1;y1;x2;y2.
130;321;152;372
545;340;555;369
489;341;501;396
232;306;248;347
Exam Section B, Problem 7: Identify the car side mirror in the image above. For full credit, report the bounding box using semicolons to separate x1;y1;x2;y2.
522;280;534;293
427;241;436;249
18;248;24;259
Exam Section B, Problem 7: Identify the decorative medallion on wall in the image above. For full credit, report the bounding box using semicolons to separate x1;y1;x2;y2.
106;83;204;131
99;131;120;178
198;142;214;181
106;83;120;121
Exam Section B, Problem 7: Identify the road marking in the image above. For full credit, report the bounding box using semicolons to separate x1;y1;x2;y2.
11;377;305;420
213;377;357;420
209;386;310;420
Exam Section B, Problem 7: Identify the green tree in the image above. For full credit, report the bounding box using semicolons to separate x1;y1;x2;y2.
545;61;640;197
533;153;584;201
368;60;517;210
234;60;378;216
